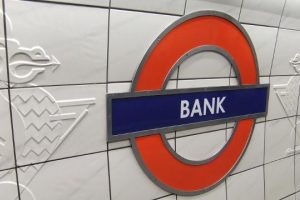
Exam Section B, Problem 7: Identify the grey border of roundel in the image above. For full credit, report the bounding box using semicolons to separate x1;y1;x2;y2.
107;83;269;142
109;11;263;196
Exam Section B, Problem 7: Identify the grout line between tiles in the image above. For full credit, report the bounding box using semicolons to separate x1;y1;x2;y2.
2;0;21;199
183;0;188;16
23;0;183;17
106;3;113;199
263;117;267;200
6;74;300;91
153;193;174;200
17;149;108;168
238;0;245;21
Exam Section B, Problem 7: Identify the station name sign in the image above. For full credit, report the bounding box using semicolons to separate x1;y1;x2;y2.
107;85;269;141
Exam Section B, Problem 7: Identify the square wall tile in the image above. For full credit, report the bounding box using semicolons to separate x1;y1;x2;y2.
185;0;242;19
265;156;295;200
297;191;300;200
0;169;18;200
233;122;264;173
281;0;300;30
0;90;14;171
267;76;299;120
109;147;167;200
178;182;226;200
18;153;109;200
176;129;226;162
239;0;285;26
271;29;300;76
108;9;179;82
242;24;277;76
111;0;186;15
265;117;295;163
40;0;109;7
11;84;107;166
178;50;231;79
6;0;108;87
227;166;264;200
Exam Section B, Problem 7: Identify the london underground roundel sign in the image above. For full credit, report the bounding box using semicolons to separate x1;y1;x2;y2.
107;11;269;195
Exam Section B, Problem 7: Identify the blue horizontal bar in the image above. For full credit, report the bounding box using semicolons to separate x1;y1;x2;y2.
108;85;269;140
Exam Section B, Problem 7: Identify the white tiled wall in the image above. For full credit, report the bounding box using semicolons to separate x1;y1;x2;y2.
0;0;299;200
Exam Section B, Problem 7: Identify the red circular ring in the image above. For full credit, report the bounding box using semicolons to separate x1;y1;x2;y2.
131;12;258;195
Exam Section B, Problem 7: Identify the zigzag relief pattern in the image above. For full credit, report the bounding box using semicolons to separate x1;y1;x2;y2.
11;89;63;164
26;120;61;131
24;126;60;143
11;92;55;104
19;163;41;173
22;136;59;157
20;106;58;118
13;95;58;117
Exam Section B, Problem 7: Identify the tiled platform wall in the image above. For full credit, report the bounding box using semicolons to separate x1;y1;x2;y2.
0;0;299;200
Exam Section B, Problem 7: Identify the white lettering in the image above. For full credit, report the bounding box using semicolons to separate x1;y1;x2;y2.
180;96;226;118
180;100;190;118
190;99;202;117
203;97;215;115
216;96;226;113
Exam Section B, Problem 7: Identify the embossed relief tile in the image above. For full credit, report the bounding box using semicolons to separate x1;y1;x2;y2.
281;0;300;30
18;152;109;200
0;169;19;200
271;29;300;76
178;51;231;79
265;117;295;163
5;0;108;87
108;9;179;82
227;166;264;200
178;182;226;200
239;0;285;26
265;156;295;200
176;129;227;162
242;24;277;76
109;147;168;200
185;0;242;19
267;76;299;120
232;122;264;174
111;0;186;15
0;89;15;171
11;84;107;166
40;0;109;7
